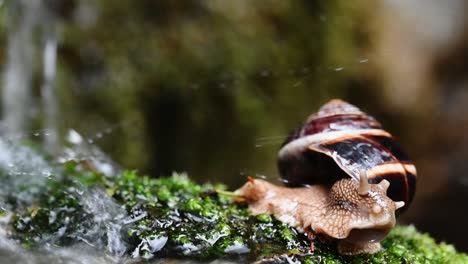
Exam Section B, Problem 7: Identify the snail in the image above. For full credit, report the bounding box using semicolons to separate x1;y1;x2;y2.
235;99;417;255
277;99;416;209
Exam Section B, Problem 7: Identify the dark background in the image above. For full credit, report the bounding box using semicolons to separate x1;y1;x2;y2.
1;0;468;252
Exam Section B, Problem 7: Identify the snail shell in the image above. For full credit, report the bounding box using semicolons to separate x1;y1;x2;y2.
277;99;417;210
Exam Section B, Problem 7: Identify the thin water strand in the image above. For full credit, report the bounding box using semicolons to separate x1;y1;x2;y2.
41;7;59;154
2;0;40;136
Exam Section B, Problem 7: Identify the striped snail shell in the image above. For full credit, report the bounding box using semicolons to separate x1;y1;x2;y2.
277;99;417;211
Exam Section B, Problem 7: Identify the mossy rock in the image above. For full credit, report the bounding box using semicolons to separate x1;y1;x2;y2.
11;162;468;263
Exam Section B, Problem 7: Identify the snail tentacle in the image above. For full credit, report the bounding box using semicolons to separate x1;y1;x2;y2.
359;170;370;196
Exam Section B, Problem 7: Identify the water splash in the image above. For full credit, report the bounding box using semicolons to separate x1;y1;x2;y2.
0;138;57;209
77;188;128;256
0;139;131;262
59;129;121;176
0;134;131;262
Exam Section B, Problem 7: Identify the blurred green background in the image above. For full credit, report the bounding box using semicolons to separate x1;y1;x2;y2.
1;0;468;252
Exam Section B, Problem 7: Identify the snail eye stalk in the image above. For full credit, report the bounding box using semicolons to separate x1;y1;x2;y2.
359;170;370;196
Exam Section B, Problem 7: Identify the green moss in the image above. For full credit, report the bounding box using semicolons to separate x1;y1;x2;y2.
257;214;273;223
11;163;468;263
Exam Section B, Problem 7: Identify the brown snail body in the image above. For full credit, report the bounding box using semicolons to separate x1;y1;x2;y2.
235;172;404;255
235;99;416;255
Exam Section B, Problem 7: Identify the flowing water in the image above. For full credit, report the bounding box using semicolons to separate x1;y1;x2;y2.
1;0;38;137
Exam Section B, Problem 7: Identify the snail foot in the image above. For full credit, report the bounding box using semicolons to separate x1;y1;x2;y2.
338;241;382;255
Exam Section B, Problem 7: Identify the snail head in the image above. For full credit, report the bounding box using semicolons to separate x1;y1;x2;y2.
314;171;404;245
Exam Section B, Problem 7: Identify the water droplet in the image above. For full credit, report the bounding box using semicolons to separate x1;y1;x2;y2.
67;129;83;144
147;236;168;253
280;178;289;184
224;241;250;254
260;70;270;77
41;171;52;178
293;81;302;87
